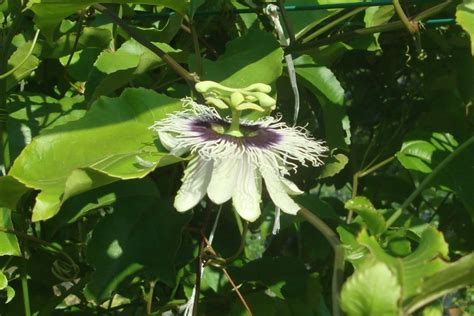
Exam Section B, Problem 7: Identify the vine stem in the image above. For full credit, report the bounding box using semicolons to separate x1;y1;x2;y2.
386;135;474;228
392;0;417;34
201;235;253;316
298;207;344;316
92;4;198;87
302;7;366;44
348;156;395;223
288;0;453;53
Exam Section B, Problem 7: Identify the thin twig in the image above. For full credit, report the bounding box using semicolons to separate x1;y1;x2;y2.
298;207;344;316
201;235;253;316
184;16;203;78
64;11;85;69
92;4;198;87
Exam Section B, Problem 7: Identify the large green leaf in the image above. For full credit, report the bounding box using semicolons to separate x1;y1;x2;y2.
197;29;283;88
345;196;386;235
294;54;348;149
9;88;182;221
7;94;87;161
0;208;21;256
47;178;159;230
28;1;189;39
341;261;401;316
84;197;190;302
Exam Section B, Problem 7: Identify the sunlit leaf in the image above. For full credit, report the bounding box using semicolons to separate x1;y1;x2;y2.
341;261;401;316
9;88;182;221
0;208;21;256
345;196;386;235
196;29;283;88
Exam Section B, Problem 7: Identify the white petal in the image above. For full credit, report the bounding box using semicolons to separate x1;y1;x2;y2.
158;132;189;156
207;158;240;204
280;177;304;195
158;131;178;151
174;157;213;212
233;159;261;222
260;163;301;215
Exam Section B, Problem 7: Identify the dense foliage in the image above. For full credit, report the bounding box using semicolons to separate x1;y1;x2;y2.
0;0;473;315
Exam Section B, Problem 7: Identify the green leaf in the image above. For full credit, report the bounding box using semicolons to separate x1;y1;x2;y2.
8;94;87;161
48;178;159;229
85;39;187;102
0;271;7;289
337;226;369;268
5;39;40;91
228;256;308;299
294;54;348;149
364;6;395;50
84;198;190;302
396;132;474;220
9;88;182;221
317;153;348;179
197;29;283;88
28;1;189;39
341;261;401;316
294;55;344;105
0;176;29;210
456;0;474;54
396;132;458;173
358;226;449;300
5;286;15;304
41;27;112;59
0;208;21;256
405;253;474;313
345;196;386;235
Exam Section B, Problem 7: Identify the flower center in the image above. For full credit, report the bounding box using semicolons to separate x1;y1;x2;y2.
191;119;281;148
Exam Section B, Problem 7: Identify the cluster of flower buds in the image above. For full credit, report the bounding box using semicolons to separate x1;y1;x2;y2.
195;81;276;113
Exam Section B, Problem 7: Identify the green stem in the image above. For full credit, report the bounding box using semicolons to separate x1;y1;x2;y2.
146;280;157;315
348;156;395;223
226;110;243;137
392;0;416;34
185;16;203;78
386;135;474;228
358;156;395;178
21;250;31;316
302;7;366;43
298;207;344;316
288;0;452;53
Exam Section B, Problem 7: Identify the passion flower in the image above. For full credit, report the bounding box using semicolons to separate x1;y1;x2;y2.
150;95;327;222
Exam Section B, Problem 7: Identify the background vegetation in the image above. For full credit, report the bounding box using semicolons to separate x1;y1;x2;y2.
0;0;473;315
